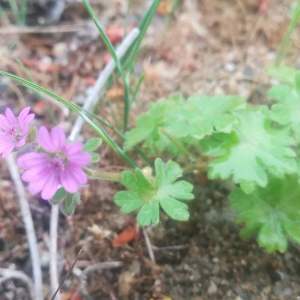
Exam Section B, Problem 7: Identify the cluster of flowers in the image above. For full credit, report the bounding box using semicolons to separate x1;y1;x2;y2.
0;107;91;200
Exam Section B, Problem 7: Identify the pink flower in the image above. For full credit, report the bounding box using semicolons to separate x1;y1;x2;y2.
0;107;35;157
17;126;91;200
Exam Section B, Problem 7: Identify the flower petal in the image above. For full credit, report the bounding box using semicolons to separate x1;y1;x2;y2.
28;171;51;195
2;144;15;157
21;164;49;182
22;113;35;127
68;151;91;166
60;170;79;194
38;126;56;152
0;115;10;131
66;164;87;184
17;152;49;168
5;108;17;124
18;107;30;125
65;142;83;155
51;126;66;149
41;172;59;200
15;136;26;148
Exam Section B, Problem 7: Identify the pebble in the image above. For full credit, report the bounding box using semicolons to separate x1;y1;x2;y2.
224;62;236;72
207;281;218;294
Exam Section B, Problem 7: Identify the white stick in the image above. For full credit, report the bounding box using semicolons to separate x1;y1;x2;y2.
6;155;44;300
49;27;140;299
69;27;140;141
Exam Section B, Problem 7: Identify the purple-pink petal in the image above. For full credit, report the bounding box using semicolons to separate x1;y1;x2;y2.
0;115;10;131
2;144;15;157
51;126;65;150
21;164;49;182
68;151;91;166
22;113;35;127
60;171;79;193
17;152;49;168
66;163;87;184
65;142;83;155
38;126;56;152
16;137;26;148
28;171;51;195
18;107;30;124
41;172;59;200
5;108;17;124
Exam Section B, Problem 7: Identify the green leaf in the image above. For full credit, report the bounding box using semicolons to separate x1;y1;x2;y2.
267;65;299;86
60;193;75;216
73;192;81;205
114;158;194;225
51;188;67;204
91;153;100;163
230;176;300;253
83;138;102;153
124;96;181;152
165;95;245;140
137;202;159;226
269;84;300;142
201;110;297;193
267;85;293;102
114;191;144;213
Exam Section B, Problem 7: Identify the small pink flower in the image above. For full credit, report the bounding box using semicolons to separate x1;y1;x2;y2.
0;107;35;157
17;126;91;200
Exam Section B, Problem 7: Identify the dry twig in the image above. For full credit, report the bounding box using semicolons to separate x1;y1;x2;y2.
5;155;44;300
79;262;124;300
142;228;156;264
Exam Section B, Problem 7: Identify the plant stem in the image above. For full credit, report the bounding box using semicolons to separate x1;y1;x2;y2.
276;0;300;65
159;127;195;158
82;0;131;131
84;168;122;181
80;107;152;166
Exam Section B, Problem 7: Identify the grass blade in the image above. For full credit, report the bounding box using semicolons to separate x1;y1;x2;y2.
131;73;145;104
276;0;300;65
126;0;162;73
82;0;131;131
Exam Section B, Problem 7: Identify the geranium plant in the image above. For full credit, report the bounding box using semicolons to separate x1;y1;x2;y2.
1;0;300;256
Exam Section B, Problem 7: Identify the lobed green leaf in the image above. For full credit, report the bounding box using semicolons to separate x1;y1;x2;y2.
201;110;297;193
114;158;194;225
230;176;300;253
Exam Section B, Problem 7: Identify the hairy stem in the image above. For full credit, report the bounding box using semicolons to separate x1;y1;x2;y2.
84;168;122;182
159;127;195;159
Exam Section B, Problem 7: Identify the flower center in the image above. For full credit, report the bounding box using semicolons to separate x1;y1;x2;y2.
7;125;22;141
51;156;66;171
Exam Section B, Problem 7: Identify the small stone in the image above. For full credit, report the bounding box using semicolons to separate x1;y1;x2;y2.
224;62;236;72
207;281;218;294
283;287;292;296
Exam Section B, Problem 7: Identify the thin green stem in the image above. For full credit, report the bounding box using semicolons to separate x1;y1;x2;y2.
84;168;122;181
124;0;133;39
20;0;27;25
80;107;152;166
127;0;162;73
8;0;19;24
276;0;300;65
131;73;145;104
82;0;130;131
164;0;181;29
160;127;195;158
